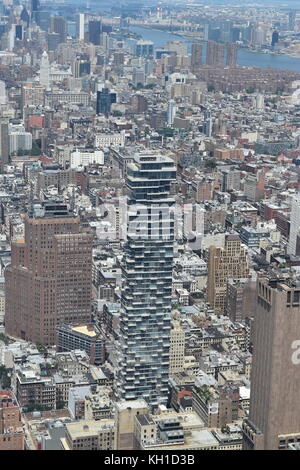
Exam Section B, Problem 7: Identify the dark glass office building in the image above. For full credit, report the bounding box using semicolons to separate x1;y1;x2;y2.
89;20;102;45
96;88;116;115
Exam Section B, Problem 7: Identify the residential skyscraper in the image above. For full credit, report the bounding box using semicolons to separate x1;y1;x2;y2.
206;40;225;66
243;277;300;449
116;153;177;408
191;43;202;70
5;202;93;345
207;234;250;315
287;194;300;256
226;43;238;67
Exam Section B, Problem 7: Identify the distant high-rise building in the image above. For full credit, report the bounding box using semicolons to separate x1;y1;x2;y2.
72;55;91;78
88;20;101;45
35;10;51;32
116;153;177;408
226;43;238;67
135;40;154;57
132;67;145;87
0;119;9;168
165;40;187;56
207;234;250;315
167;99;176;126
252;26;265;47
51;16;67;44
39;50;50;88
271;30;279;47
79;13;85;41
0;80;7;105
256;93;264;111
47;32;60;51
191;43;202;70
243;277;300;449
289;10;296;31
31;0;39;20
206;40;225;66
96;88;116;115
230;27;241;42
20;7;30;26
5;202;93;345
15;24;22;40
288;194;300;256
130;94;148;114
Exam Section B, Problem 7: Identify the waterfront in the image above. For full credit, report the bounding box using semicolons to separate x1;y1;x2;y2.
129;25;300;73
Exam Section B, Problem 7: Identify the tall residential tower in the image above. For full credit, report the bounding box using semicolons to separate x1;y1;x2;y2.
116;153;176;408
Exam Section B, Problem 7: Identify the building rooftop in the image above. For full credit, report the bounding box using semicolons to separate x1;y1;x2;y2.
65;419;114;439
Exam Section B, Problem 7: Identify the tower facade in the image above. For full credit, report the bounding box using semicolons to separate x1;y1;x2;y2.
226;43;238;67
243;277;300;450
167;99;176;126
79;13;85;41
116;153;176;408
0;119;9;169
191;43;202;70
50;16;67;44
288;194;300;256
206;40;225;66
5;202;93;345
89;20;102;45
96;88;116;115
207;234;249;315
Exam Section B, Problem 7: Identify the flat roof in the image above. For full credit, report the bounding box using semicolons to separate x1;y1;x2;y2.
66;419;114;439
72;325;97;338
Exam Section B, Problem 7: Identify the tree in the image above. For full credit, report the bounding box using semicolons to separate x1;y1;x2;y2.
56;401;66;410
0;365;11;389
36;343;47;354
205;159;217;169
0;333;10;345
221;425;230;434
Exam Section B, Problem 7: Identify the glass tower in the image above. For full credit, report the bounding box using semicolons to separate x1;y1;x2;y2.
116;153;176;408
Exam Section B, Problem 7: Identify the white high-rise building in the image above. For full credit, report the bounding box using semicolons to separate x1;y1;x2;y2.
288;194;300;256
9;124;32;154
79;13;85;41
167;99;176;126
256;93;265;111
0;81;7;105
8;28;15;51
39;51;50;88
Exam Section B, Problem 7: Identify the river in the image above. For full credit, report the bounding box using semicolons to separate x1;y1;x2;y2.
129;25;300;73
